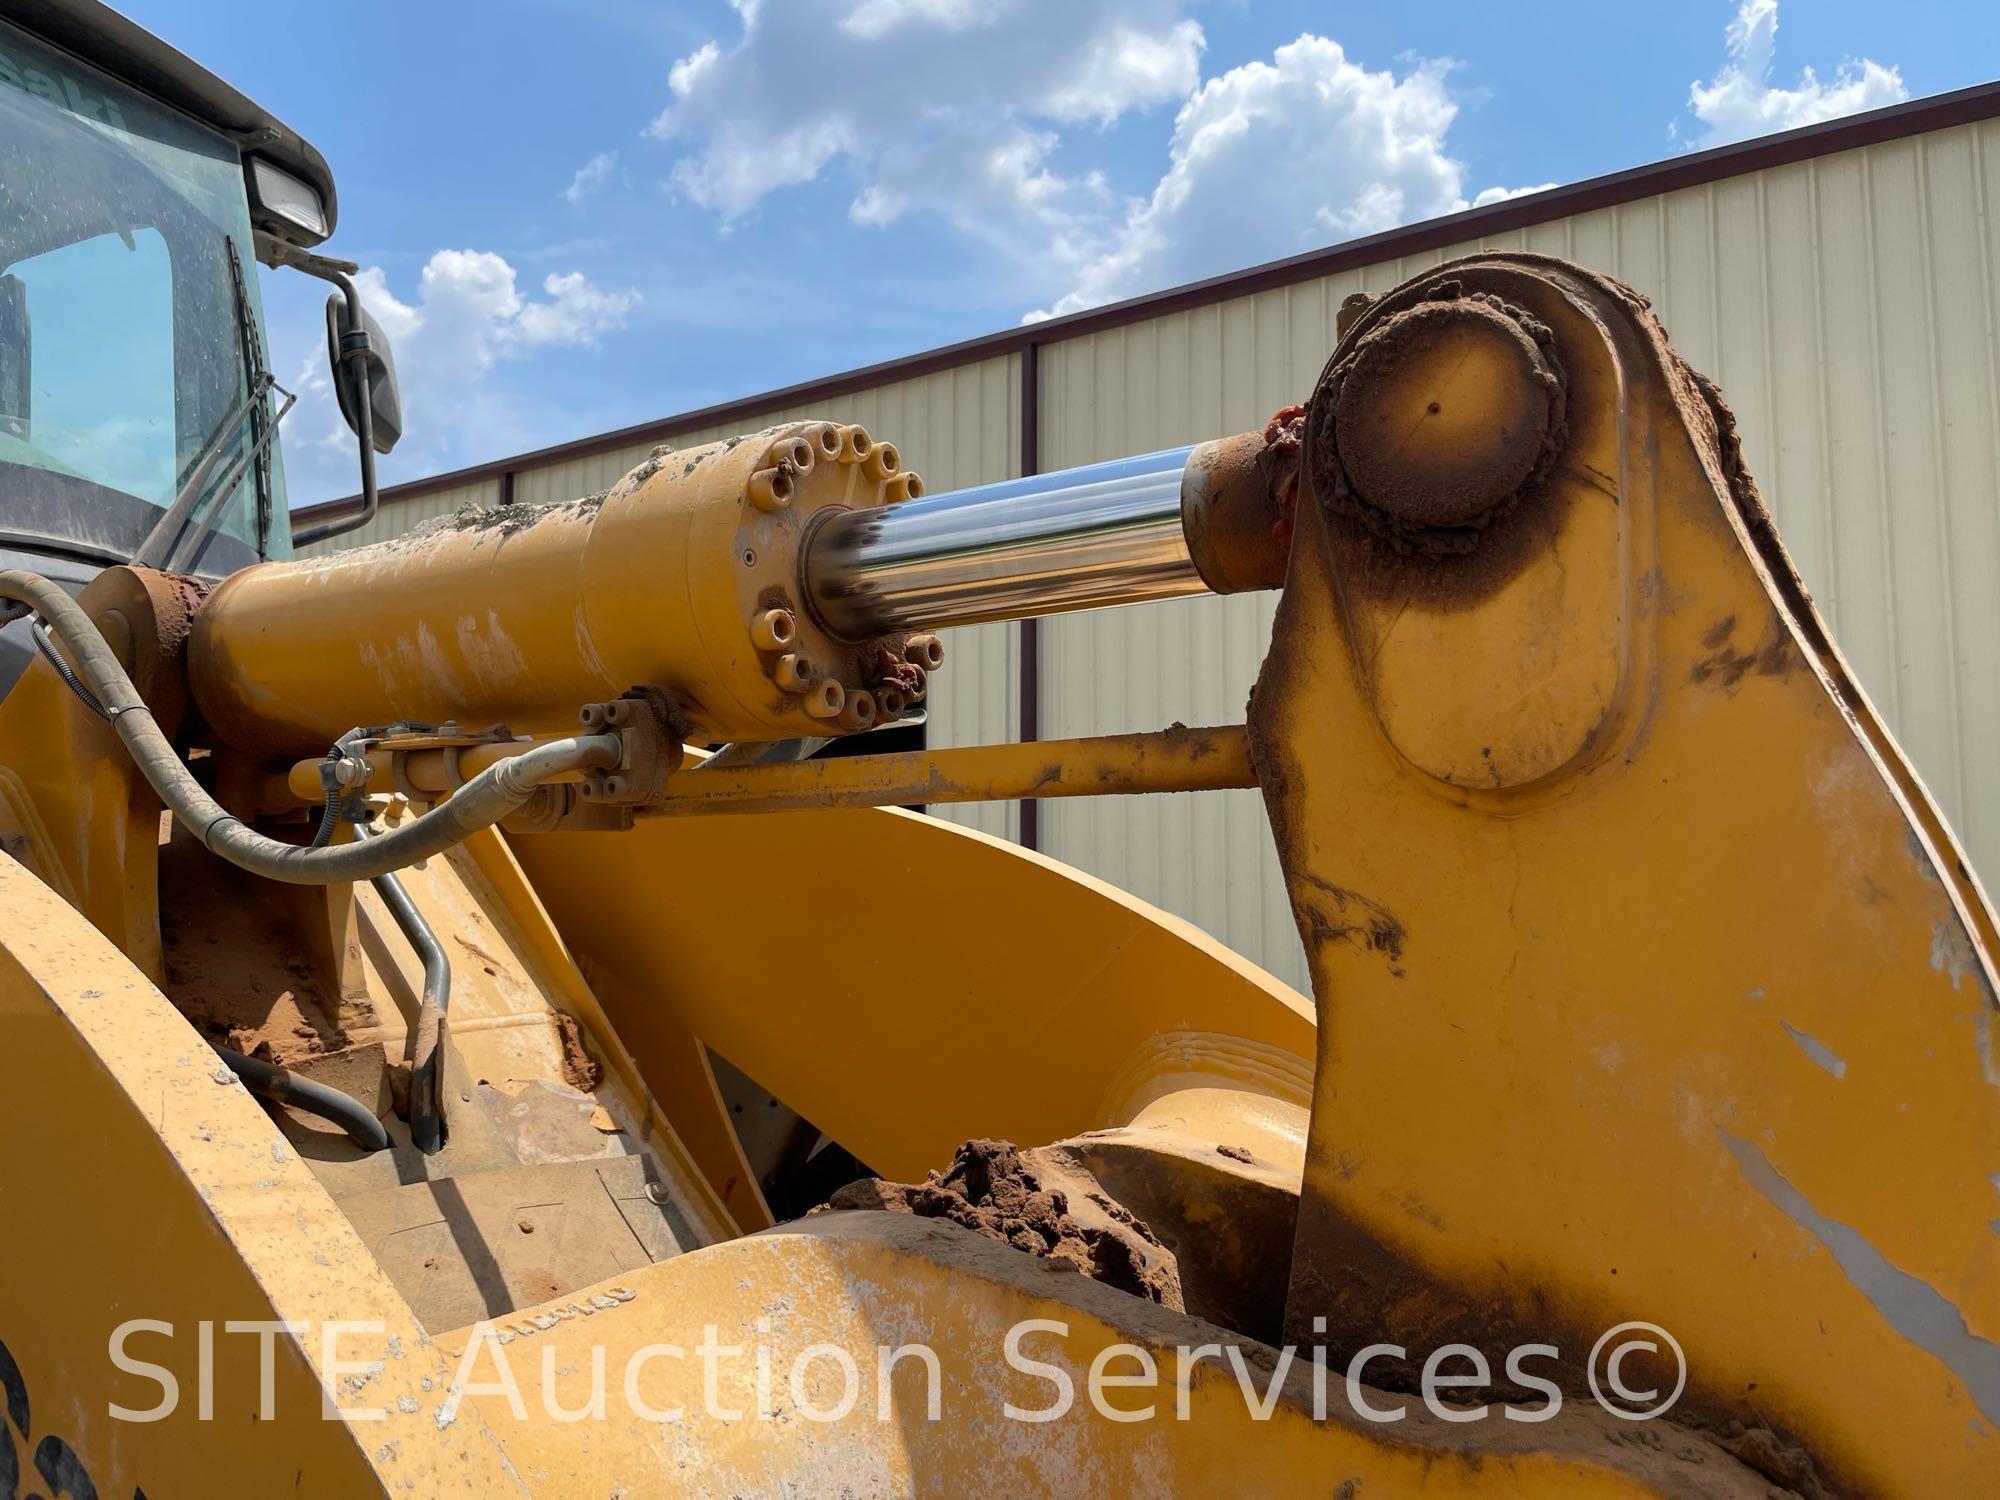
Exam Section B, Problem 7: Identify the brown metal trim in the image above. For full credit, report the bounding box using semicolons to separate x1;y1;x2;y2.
1018;342;1041;851
294;80;2000;524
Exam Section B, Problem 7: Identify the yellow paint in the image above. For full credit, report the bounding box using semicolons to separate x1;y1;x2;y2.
189;424;928;757
0;251;1978;1491
1258;254;2000;1497
507;800;1315;1183
443;1213;1770;1496
0;850;526;1497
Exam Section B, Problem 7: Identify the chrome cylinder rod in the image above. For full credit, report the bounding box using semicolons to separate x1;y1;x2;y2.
802;446;1208;638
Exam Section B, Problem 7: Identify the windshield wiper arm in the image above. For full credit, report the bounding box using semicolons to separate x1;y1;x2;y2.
223;234;280;556
132;372;273;569
168;379;296;573
135;235;296;573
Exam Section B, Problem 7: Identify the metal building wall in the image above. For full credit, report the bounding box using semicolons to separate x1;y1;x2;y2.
1035;116;2000;991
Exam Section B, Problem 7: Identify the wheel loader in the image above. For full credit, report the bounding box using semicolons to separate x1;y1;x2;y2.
1;4;1995;1497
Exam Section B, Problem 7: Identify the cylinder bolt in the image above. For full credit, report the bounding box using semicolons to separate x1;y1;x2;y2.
747;467;793;511
838;425;873;464
774;653;815;692
884;473;925;504
767;436;815;474
802;679;845;720
750;608;797;652
838;689;877;732
807;423;844;462
903;633;945;670
875;685;905;718
863;442;901;483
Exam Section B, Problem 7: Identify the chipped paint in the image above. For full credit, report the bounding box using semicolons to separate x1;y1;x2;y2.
1979;1012;2000;1091
412;620;467;702
1932;919;1980;992
1780;1021;1848;1080
455;610;532;697
571;602;608;685
1721;1129;2000;1425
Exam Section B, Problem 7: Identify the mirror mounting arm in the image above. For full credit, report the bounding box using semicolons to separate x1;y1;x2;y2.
266;238;382;550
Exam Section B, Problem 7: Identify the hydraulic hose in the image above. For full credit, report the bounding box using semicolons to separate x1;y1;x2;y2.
0;569;620;885
217;1048;390;1152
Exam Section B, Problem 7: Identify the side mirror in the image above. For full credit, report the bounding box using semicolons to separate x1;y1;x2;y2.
324;292;402;455
0;275;29;442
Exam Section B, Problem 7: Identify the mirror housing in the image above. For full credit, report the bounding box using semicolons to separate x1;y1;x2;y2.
324;292;402;455
275;242;391;550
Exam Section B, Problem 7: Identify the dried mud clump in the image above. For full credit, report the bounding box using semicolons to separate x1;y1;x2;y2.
1260;403;1306;546
1309;283;1568;558
818;1138;1183;1309
552;1011;603;1093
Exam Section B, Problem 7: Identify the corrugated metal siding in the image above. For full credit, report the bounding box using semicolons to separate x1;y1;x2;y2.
1034;304;1338;991
288;118;2000;991
294;476;503;556
1034;117;2000;990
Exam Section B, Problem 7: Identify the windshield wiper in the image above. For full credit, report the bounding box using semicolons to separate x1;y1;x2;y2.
166;376;295;573
224;233;279;560
131;366;293;571
132;236;296;573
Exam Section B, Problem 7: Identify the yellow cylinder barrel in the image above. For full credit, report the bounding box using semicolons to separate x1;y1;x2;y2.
188;424;930;758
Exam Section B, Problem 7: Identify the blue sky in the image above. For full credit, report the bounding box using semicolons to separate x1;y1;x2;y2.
110;0;1991;506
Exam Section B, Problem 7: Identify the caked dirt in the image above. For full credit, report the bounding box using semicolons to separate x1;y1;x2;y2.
157;819;376;1066
817;1138;1183;1309
552;1010;604;1093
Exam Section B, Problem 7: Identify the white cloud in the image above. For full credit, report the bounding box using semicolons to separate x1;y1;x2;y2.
565;150;619;203
648;0;1201;230
1687;0;1906;149
1036;20;1207;126
1037;38;1557;318
840;0;979;41
1471;182;1557;208
277;250;637;503
648;6;1566;322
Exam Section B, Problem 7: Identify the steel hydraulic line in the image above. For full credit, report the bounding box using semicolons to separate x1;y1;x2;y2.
354;821;451;1154
0;569;619;884
215;1048;390;1152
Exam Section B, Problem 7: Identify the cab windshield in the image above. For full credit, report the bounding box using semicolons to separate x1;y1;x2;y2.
0;19;290;574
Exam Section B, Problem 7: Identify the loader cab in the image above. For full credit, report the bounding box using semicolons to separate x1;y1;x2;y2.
0;1;379;686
